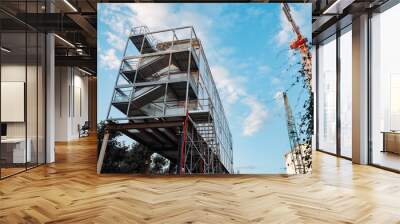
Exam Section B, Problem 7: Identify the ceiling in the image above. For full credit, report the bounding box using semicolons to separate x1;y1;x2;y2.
312;0;390;43
1;0;395;74
0;0;97;74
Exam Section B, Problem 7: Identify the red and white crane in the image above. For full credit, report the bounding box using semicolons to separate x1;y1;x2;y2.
280;3;312;174
282;3;312;90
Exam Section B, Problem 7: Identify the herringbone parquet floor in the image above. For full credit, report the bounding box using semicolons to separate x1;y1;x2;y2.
1;135;400;223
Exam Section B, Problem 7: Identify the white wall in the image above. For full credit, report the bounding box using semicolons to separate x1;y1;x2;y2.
1;82;25;122
1;63;46;164
1;66;26;130
55;67;89;141
1;65;40;138
1;65;26;139
55;66;69;141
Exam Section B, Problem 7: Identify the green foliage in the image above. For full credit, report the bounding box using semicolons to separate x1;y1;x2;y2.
296;55;313;170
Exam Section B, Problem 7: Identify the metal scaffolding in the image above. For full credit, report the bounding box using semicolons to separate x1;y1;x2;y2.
98;26;233;174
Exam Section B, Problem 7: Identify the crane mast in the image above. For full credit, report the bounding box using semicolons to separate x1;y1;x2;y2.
282;3;301;37
282;3;312;90
282;92;306;174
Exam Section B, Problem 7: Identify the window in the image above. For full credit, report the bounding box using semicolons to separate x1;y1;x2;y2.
317;35;337;154
0;1;46;179
339;27;352;158
370;3;400;171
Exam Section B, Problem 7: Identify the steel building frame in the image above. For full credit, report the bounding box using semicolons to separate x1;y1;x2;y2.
98;26;233;174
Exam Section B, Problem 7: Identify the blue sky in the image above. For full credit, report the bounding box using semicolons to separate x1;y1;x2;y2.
97;3;311;174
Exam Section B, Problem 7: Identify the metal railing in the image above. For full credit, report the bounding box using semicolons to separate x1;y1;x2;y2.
130;26;160;50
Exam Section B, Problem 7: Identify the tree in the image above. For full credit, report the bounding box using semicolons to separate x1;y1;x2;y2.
97;121;171;174
150;154;169;174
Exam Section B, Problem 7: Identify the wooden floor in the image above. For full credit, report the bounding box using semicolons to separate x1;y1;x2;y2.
372;150;400;171
0;167;26;178
1;136;400;223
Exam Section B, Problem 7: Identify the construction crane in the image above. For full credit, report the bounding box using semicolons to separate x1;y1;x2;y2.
282;3;312;90
282;92;306;174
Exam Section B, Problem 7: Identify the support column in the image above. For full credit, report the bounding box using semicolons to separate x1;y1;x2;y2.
311;46;317;151
177;128;183;174
45;0;55;163
88;77;97;133
46;34;55;163
352;14;369;164
97;132;109;174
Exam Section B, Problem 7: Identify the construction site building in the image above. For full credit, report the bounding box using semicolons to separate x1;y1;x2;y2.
98;26;233;174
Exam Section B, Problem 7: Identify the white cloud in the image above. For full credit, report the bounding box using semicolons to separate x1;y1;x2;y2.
274;91;284;100
288;48;297;64
125;4;214;45
257;65;270;74
99;49;120;70
246;7;263;17
236;165;257;170
211;65;246;105
127;4;177;30
271;76;282;86
100;5;131;36
106;32;126;52
211;65;269;136
242;97;268;136
272;90;286;112
276;11;291;46
100;4;216;53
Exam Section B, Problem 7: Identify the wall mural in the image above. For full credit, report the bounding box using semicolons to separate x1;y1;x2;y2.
97;3;312;175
